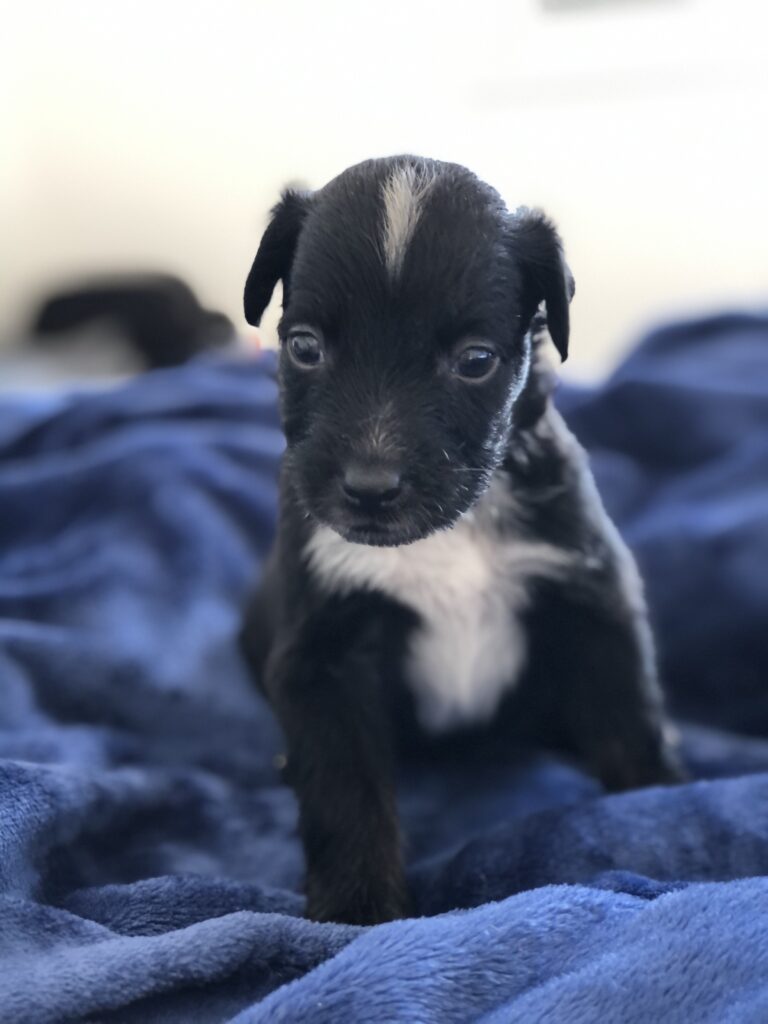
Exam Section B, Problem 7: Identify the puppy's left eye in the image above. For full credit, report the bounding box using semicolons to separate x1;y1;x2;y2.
451;345;500;382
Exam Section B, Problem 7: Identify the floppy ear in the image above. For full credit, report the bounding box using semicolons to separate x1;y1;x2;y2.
244;189;312;326
510;209;575;362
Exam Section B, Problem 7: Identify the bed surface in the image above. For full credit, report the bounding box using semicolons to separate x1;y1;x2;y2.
1;312;767;1023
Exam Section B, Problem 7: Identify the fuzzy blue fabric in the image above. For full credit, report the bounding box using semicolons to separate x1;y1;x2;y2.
1;312;767;1023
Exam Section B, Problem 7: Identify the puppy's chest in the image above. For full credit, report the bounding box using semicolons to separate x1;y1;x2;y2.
306;515;567;732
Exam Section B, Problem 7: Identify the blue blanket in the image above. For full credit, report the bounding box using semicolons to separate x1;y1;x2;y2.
1;312;767;1023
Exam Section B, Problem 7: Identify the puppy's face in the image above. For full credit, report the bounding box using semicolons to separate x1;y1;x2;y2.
245;157;573;546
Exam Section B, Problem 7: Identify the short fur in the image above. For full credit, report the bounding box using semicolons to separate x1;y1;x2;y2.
241;155;682;925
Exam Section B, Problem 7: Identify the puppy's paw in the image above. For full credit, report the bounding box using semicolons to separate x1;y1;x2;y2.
593;737;688;793
306;876;412;926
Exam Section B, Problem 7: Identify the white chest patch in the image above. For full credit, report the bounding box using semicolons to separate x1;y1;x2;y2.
304;489;574;733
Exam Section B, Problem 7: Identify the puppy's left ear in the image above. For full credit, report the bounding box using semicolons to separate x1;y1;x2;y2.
510;209;575;362
244;189;312;326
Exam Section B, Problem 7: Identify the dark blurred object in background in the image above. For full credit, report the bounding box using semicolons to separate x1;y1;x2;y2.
0;273;238;391
32;273;235;370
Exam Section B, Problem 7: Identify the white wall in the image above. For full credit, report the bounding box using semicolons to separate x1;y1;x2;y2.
3;0;767;375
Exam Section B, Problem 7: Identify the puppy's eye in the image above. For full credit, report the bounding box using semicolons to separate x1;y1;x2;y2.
451;345;499;382
286;330;324;369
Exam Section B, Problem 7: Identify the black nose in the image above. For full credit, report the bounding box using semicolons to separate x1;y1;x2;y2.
342;462;402;507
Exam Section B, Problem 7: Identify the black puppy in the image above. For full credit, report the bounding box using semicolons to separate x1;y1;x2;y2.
241;155;681;926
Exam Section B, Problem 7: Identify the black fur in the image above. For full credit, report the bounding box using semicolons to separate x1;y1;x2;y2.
241;156;682;925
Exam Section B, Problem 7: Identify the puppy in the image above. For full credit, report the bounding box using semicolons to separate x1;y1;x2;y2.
241;155;682;926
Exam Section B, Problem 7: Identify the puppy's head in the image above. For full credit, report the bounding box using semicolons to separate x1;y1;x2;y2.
245;156;574;546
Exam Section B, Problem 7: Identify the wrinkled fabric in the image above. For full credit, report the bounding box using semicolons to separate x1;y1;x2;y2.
0;312;766;1023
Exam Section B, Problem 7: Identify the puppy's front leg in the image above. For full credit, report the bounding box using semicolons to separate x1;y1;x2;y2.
530;583;685;791
266;634;410;926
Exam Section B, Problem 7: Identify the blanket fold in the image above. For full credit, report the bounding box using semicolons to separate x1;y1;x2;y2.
1;313;767;1022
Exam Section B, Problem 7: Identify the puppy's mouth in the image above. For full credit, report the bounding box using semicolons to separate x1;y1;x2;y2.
333;516;415;548
316;494;461;548
339;522;405;546
328;508;423;547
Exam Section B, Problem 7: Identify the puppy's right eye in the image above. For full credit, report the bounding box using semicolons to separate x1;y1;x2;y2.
286;330;324;369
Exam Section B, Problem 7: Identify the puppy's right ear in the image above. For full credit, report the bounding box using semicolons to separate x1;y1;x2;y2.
244;190;312;326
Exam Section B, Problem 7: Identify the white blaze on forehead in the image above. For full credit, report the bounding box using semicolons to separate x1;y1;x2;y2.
380;163;437;277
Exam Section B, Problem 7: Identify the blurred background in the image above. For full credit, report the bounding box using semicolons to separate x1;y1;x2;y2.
2;0;767;379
